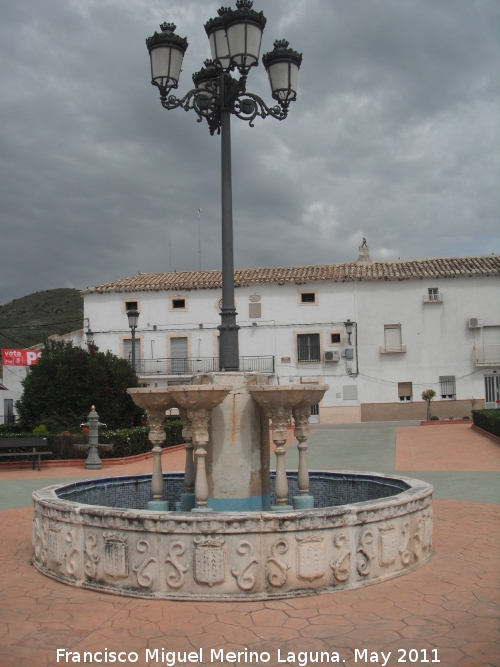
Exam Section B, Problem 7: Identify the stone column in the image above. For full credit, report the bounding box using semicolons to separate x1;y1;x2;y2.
188;408;212;512
292;404;314;509
179;407;196;511
147;409;169;511
268;407;293;511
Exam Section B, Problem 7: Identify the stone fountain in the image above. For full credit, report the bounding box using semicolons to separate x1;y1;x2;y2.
31;373;433;600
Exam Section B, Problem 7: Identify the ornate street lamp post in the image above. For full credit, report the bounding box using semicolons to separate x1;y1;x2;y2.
146;1;302;371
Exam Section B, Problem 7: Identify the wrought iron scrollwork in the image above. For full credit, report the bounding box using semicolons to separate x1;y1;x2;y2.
233;92;288;126
158;71;289;135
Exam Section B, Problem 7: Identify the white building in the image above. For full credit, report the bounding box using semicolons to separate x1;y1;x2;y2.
82;249;500;423
0;366;24;424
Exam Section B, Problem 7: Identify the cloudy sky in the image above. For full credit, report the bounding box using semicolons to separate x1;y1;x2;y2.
0;0;498;305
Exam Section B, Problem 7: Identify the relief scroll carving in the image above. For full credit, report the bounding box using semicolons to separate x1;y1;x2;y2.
399;520;411;566
267;538;290;588
296;533;325;582
413;514;423;560
33;516;48;565
165;541;188;589
422;508;433;552
64;529;80;577
194;536;226;587
133;539;157;589
357;529;375;576
330;532;350;583
231;540;258;591
84;534;100;579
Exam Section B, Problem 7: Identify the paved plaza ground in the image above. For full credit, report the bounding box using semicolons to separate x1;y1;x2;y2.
0;423;498;667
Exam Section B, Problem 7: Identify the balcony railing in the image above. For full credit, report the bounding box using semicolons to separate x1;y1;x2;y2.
423;293;443;303
135;356;275;376
380;345;407;354
474;344;500;366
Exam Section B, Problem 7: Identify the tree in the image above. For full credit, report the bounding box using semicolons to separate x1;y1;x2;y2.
16;339;144;431
421;389;436;421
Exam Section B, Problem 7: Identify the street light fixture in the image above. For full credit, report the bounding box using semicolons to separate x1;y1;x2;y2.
126;309;140;371
85;328;94;346
146;0;302;371
345;319;353;345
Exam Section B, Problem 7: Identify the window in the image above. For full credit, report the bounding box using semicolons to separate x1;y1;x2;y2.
398;382;413;402
297;333;321;362
125;301;138;311
170;296;188;311
383;324;405;352
428;288;439;302
249;303;261;318
331;333;341;344
424;287;442;303
439;376;456;400
299;291;317;304
172;299;185;309
343;385;358;401
170;337;188;374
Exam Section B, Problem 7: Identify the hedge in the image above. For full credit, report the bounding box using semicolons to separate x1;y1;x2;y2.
0;421;184;461
472;409;500;439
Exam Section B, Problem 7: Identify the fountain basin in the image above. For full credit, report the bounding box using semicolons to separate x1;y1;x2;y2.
32;471;433;600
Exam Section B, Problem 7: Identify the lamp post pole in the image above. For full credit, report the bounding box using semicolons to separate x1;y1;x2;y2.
219;76;239;370
126;309;140;372
146;1;302;372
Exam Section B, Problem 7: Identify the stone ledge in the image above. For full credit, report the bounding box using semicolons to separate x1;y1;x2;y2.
420;419;472;425
0;444;185;471
471;424;500;445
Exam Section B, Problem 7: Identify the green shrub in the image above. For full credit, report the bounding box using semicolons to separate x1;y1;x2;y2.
0;421;184;461
429;415;440;421
472;409;500;438
33;424;49;436
0;422;24;434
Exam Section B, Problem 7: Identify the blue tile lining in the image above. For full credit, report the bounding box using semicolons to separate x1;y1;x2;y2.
56;471;409;511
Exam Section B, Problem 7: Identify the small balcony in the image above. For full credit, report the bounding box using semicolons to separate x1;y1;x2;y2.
380;345;407;354
134;356;275;376
474;345;500;367
423;293;443;303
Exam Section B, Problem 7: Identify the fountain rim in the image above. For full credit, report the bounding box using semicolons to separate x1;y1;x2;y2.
32;470;433;520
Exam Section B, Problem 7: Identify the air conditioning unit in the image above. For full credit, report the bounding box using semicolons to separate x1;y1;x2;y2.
468;318;483;329
324;350;339;363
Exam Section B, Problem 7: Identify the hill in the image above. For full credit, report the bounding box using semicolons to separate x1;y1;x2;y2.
0;288;83;350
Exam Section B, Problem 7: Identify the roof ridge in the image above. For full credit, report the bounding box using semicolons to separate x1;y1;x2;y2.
82;254;500;295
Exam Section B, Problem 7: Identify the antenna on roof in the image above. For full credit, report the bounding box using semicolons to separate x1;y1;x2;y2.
169;237;172;273
197;208;202;271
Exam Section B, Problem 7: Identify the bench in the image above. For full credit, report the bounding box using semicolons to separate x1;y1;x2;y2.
0;437;52;471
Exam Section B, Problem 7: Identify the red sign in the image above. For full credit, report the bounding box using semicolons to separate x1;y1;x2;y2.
2;349;41;366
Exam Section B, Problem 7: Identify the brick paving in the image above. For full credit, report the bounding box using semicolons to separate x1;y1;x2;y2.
395;424;500;471
0;424;499;667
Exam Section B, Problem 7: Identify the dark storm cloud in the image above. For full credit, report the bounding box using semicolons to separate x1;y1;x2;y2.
0;0;498;304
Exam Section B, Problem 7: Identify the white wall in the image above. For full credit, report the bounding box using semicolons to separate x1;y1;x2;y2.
83;274;500;414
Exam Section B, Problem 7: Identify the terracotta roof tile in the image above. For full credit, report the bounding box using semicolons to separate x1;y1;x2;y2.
82;255;500;294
